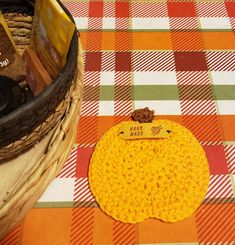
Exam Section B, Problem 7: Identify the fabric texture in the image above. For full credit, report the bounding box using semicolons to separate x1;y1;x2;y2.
1;0;235;244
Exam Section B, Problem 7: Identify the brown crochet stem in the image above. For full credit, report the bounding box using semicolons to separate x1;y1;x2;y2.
131;107;155;123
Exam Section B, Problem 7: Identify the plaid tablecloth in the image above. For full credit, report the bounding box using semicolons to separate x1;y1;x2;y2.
1;0;235;244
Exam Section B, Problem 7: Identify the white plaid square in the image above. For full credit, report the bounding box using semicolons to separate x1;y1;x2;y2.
217;101;235;115
132;18;170;30
199;17;231;30
38;178;76;202
211;71;235;85
102;17;115;29
99;101;114;116
133;71;177;85
75;17;88;30
100;71;115;85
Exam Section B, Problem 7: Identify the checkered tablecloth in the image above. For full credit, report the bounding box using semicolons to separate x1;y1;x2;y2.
1;0;235;244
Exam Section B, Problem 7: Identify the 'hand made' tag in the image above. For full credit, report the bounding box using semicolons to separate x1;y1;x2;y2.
119;123;171;140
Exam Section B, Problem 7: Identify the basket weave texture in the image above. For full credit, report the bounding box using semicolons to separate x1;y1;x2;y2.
0;0;78;160
0;40;83;239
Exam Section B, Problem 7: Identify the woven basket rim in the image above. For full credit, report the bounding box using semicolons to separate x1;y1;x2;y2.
0;40;83;239
0;0;78;124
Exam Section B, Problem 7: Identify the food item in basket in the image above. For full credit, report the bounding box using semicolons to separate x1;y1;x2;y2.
30;0;75;78
0;76;32;116
0;11;26;82
23;48;52;96
89;120;210;223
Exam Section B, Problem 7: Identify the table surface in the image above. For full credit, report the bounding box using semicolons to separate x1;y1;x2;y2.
1;0;235;244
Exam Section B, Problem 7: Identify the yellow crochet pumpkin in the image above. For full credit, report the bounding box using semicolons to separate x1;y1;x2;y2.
89;120;210;223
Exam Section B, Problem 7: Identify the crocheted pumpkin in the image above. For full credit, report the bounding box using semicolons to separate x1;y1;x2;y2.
89;120;210;223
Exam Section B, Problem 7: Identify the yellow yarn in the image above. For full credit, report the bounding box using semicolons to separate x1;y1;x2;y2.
89;120;210;223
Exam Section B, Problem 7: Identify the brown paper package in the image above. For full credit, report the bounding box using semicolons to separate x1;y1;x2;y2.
23;48;52;96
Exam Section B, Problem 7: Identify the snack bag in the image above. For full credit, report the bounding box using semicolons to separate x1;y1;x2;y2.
0;11;26;82
30;0;75;78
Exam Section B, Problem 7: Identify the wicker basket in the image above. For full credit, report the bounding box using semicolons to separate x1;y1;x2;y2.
0;0;78;160
0;39;83;239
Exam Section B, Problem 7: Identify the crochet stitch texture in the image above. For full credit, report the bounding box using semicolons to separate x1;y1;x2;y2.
89;120;210;223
